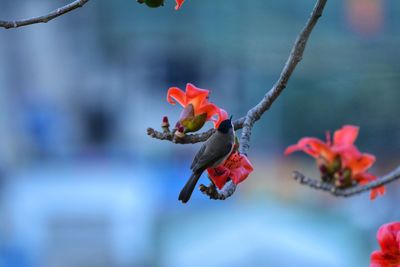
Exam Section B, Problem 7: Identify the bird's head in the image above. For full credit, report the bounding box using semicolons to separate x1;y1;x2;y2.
217;116;233;134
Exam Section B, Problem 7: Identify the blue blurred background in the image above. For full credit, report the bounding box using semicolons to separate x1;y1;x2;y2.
0;0;399;266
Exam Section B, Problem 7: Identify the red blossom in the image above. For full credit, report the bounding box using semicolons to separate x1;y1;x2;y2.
167;83;228;130
285;125;384;200
175;0;185;10
371;222;400;267
206;151;254;190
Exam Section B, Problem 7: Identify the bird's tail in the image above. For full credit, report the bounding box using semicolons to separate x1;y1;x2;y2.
179;171;202;203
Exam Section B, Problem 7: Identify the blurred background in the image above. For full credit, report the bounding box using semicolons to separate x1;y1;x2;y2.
0;0;399;266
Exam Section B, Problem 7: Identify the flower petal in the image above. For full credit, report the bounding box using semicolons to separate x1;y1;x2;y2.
370;187;386;200
377;222;400;254
354;172;375;184
207;166;230;190
175;0;185;10
333;125;359;147
197;103;220;120
370;251;392;267
346;152;376;175
354;173;385;200
167;87;187;107
229;154;254;185
284;137;335;161
212;108;229;129
185;83;209;111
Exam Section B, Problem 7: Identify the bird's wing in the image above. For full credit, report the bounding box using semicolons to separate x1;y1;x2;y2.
191;140;232;172
190;144;206;170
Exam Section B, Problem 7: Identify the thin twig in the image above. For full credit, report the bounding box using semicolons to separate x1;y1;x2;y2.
293;167;400;197
146;118;244;144
0;0;90;29
146;127;216;144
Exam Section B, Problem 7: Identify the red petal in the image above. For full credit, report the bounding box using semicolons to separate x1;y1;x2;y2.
370;186;386;200
212;108;228;129
284;137;335;161
354;172;376;183
230;154;254;185
333;125;359;147
370;189;378;200
208;153;254;188
370;251;391;267
167;87;187;107
207;166;230;190
377;223;400;254
175;0;185;10
185;83;209;111
354;173;385;200
370;223;400;267
346;152;376;175
197;103;220;120
196;103;228;129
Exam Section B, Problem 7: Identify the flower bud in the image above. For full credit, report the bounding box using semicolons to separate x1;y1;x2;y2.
174;126;185;139
177;103;207;133
161;116;170;128
319;165;328;175
181;113;207;133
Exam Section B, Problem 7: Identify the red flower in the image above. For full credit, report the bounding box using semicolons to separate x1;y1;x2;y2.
206;151;254;190
371;222;400;267
175;0;185;10
285;125;384;200
167;83;228;132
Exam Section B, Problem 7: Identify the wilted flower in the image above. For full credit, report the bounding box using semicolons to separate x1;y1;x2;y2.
207;149;253;190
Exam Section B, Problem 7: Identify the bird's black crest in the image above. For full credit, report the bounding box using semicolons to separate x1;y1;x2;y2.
217;118;232;134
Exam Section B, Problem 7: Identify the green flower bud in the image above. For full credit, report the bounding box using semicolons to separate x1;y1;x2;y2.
179;103;195;122
176;104;208;133
181;113;207;133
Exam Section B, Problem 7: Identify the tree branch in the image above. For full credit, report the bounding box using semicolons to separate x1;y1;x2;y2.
0;0;90;29
147;0;327;147
293;166;400;197
239;0;327;155
146;118;244;144
209;0;327;199
146;0;328;201
199;181;236;200
146;127;215;144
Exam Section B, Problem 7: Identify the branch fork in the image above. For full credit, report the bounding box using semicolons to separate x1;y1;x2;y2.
147;0;329;200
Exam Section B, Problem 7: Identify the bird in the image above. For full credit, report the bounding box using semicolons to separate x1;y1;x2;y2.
178;117;235;203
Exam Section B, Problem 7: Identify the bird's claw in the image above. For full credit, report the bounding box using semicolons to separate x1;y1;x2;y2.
199;183;225;200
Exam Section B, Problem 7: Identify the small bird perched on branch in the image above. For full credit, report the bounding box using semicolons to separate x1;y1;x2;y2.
179;117;235;203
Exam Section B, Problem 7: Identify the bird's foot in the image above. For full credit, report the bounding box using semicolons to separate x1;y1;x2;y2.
199;183;226;200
